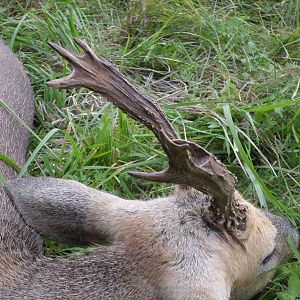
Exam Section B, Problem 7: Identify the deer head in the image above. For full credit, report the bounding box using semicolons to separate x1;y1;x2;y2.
5;39;299;300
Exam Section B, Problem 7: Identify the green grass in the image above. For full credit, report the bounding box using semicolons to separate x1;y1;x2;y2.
0;0;300;299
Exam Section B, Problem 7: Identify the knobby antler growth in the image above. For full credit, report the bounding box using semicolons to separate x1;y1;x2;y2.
48;39;240;221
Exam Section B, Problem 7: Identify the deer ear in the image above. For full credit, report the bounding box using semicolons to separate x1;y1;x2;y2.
5;177;115;246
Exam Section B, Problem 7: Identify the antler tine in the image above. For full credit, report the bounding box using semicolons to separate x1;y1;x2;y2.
48;39;237;216
130;132;237;213
48;39;178;142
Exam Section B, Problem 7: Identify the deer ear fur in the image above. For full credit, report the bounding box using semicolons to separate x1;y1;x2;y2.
5;177;115;246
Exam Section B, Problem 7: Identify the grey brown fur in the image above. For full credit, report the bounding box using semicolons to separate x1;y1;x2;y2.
0;39;42;292
0;39;299;300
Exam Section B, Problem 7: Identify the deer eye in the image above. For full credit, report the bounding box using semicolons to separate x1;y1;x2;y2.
262;249;275;265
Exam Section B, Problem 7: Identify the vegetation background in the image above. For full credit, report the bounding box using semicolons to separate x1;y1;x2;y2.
0;0;300;298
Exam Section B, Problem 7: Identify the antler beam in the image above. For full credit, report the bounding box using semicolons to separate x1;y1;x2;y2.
48;39;237;215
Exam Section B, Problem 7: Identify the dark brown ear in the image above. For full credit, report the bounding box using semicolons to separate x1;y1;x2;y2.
5;177;113;246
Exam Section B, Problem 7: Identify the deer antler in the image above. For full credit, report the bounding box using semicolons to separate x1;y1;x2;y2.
48;39;238;217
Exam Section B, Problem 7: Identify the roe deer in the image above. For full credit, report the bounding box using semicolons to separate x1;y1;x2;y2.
1;39;299;300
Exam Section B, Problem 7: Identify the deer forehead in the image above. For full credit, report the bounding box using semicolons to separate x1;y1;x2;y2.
226;204;277;281
229;211;277;300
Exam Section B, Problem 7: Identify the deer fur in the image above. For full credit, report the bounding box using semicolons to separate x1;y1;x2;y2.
0;38;299;300
0;39;43;290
